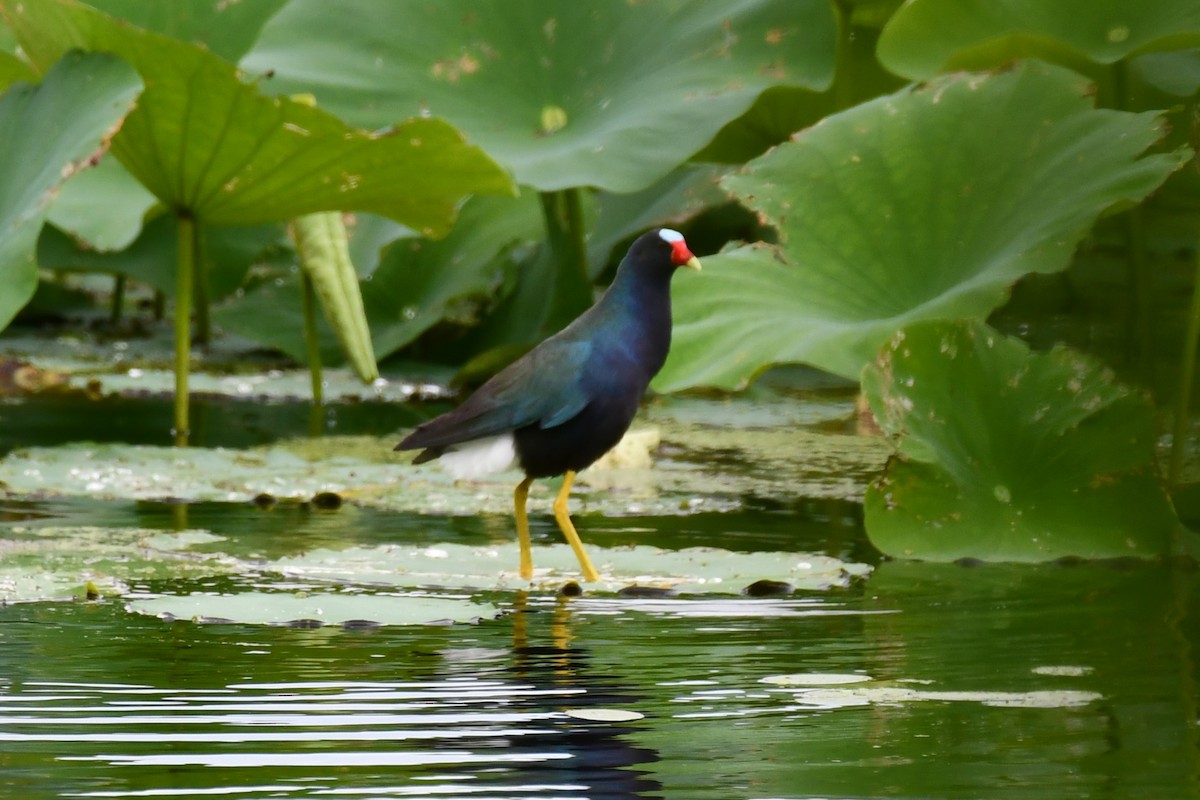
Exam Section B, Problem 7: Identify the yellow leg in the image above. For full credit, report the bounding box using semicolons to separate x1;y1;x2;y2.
514;476;534;579
553;470;600;582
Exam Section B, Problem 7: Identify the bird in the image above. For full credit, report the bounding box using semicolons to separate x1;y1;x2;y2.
395;228;701;583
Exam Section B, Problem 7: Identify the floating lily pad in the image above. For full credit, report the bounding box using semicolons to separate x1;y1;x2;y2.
1032;665;1094;677
0;371;883;511
270;542;869;594
761;683;1102;710
759;673;872;686
563;708;645;723
0;318;456;402
0;520;868;605
0;414;886;514
127;591;499;626
0;525;237;602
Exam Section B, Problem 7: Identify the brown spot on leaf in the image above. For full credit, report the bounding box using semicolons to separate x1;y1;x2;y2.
431;52;480;83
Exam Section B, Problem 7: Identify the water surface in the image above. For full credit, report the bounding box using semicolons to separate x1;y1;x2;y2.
2;499;1196;799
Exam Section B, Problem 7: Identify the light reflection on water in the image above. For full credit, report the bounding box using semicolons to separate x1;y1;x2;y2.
0;665;651;797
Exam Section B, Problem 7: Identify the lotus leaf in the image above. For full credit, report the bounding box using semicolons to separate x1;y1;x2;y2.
657;61;1188;391
243;0;837;192
861;320;1181;561
0;51;141;331
2;0;515;234
877;0;1200;80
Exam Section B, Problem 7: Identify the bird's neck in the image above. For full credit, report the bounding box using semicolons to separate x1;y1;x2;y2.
591;261;674;371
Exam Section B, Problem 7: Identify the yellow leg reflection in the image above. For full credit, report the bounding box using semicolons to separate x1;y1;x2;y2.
553;470;600;582
514;476;534;579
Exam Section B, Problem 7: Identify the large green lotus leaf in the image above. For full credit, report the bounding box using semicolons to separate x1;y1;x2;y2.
656;62;1188;390
1133;49;1200;97
212;276;342;366
2;0;514;234
83;0;287;63
39;216;285;301
242;0;837;192
878;0;1200;80
0;51;35;89
37;215;174;292
347;214;416;279
45;155;157;251
363;193;545;359
587;165;731;274
699;19;907;165
861;320;1180;562
0;51;141;332
214;194;545;365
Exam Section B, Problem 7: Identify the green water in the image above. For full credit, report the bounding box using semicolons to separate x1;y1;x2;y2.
1;498;1197;799
1;390;1198;799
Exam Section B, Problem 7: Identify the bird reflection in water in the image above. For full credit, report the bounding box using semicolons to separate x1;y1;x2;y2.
499;588;666;800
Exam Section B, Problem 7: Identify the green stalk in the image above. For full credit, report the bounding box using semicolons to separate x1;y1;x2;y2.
109;274;125;326
192;227;211;346
563;186;587;278
174;215;195;447
1125;205;1154;384
1169;240;1200;487
831;0;854;112
1112;60;1155;384
301;270;324;409
539;188;591;332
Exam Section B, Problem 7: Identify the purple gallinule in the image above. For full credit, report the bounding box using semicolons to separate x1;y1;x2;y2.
395;228;701;581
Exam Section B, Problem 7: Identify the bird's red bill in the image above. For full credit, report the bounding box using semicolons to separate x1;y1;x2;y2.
669;238;696;266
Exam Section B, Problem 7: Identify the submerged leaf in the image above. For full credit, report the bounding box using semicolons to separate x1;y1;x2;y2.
861;320;1180;562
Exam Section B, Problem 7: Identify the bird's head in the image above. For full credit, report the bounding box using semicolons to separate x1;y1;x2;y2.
657;228;702;272
625;228;702;277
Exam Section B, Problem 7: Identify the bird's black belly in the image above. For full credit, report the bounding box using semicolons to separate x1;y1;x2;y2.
514;392;641;478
